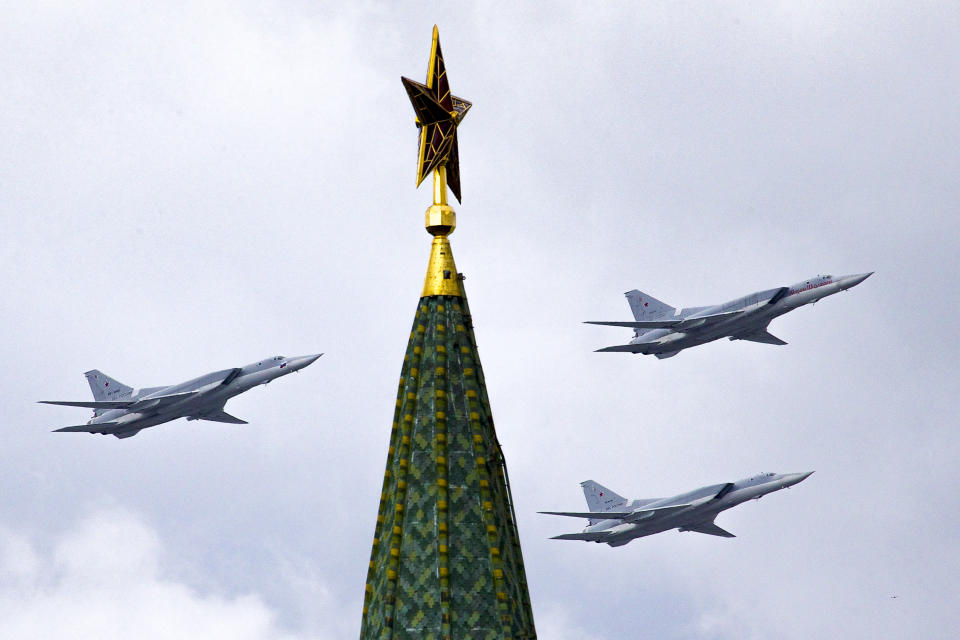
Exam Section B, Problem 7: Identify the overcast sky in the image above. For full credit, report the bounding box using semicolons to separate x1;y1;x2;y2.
2;2;958;638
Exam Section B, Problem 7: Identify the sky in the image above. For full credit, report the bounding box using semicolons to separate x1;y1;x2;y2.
1;1;958;638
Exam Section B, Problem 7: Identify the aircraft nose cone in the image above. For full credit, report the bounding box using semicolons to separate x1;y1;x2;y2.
840;272;873;290
783;471;814;486
289;353;323;370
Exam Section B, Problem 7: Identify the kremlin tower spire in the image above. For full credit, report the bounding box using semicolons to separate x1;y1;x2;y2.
359;26;537;640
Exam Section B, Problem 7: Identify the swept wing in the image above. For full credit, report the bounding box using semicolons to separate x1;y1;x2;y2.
674;310;743;328
539;511;632;519
53;422;120;433
730;328;787;345
53;423;142;439
680;520;736;538
40;400;132;409
594;343;658;354
194;409;247;424
39;391;198;411
585;320;680;329
586;310;743;331
550;531;610;541
540;503;692;522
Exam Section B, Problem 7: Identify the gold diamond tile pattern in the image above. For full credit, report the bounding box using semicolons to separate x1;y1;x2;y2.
360;294;536;639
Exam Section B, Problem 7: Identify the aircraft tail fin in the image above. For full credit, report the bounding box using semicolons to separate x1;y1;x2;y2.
84;370;134;418
84;370;134;402
624;290;676;322
580;481;628;525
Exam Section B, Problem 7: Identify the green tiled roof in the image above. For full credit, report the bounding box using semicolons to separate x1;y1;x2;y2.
360;290;536;639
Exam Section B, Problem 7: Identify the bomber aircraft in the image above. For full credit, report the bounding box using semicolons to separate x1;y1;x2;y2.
41;354;322;438
587;272;871;358
541;471;812;547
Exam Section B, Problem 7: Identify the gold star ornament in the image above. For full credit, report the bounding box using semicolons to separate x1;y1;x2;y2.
401;26;471;203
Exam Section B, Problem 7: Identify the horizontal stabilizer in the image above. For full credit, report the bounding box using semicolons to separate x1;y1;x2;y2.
40;400;133;409
585;320;680;329
550;531;609;542
539;511;632;519
197;410;247;425
53;422;119;433
680;521;735;538
730;329;787;345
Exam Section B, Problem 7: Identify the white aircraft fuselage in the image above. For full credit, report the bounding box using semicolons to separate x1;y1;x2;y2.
542;472;813;546
42;354;322;438
589;273;872;358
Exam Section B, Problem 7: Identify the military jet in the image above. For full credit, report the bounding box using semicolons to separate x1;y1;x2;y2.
41;354;322;439
588;273;871;358
541;471;812;547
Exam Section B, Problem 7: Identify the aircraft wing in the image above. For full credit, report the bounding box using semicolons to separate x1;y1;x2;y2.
594;343;658;354
40;400;133;409
40;391;197;411
681;521;736;538
626;503;692;521
53;422;119;433
129;391;198;410
584;320;680;329
540;503;691;522
713;482;735;499
676;310;742;328
730;328;787;345
539;511;632;519
53;423;142;438
550;532;610;542
196;409;247;424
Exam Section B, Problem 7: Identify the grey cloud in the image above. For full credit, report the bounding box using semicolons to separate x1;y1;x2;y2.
1;2;957;638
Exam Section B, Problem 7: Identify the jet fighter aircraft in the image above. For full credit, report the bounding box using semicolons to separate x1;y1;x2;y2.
587;273;871;358
41;354;322;438
541;471;812;546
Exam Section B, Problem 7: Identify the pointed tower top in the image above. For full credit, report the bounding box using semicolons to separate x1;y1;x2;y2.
360;27;536;639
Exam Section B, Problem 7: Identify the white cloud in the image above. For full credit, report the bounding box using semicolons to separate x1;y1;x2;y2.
0;511;335;640
532;602;606;640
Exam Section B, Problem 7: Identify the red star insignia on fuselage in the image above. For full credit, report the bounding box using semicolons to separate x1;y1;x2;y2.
401;26;471;203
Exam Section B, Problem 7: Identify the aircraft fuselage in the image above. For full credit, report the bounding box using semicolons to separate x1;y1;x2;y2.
543;471;813;546
617;273;871;357
44;354;322;438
